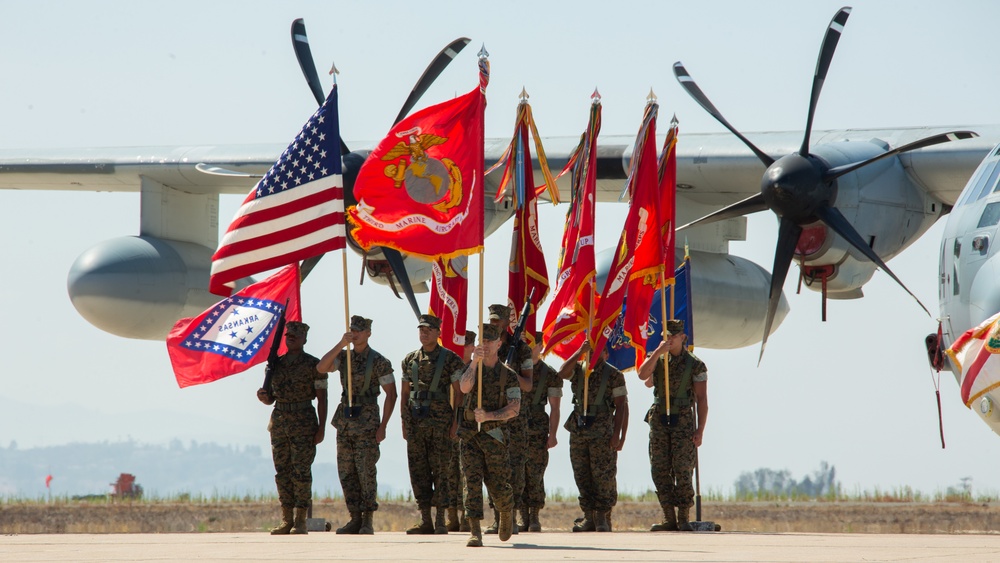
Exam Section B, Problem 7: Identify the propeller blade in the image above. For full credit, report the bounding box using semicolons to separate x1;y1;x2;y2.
800;7;852;156
815;205;930;315
825;130;979;180
673;62;775;168
678;193;768;231
392;37;471;125
760;218;802;365
300;254;322;281
383;247;422;319
291;18;351;156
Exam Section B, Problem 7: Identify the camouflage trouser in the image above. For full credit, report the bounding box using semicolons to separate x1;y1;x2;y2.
648;407;696;509
569;417;618;512
522;409;551;508
271;433;317;509
406;420;454;510
488;415;526;512
337;430;381;513
461;430;513;520
447;438;463;509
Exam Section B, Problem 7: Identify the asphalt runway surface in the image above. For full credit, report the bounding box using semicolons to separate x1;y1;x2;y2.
3;531;1000;562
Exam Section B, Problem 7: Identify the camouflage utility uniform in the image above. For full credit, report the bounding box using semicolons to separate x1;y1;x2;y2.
332;346;394;515
523;359;563;511
564;360;626;518
269;351;326;509
647;349;707;511
490;335;532;524
401;344;465;512
458;361;521;520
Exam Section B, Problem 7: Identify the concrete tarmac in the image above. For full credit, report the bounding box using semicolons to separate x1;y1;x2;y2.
3;531;1000;562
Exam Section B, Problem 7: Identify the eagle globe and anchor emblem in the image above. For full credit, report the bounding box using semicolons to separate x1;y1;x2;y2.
381;127;464;213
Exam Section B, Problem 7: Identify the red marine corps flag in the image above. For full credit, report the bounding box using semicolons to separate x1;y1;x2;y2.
489;92;559;347
542;94;601;359
209;86;346;296
167;264;302;388
622;106;679;365
589;99;660;356
429;255;470;355
348;59;488;261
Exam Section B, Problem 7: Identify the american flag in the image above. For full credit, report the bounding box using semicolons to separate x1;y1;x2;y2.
209;85;346;295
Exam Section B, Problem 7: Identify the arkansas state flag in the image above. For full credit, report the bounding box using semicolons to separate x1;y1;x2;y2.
429;255;469;356
348;62;487;261
947;311;1000;407
167;264;302;388
542;100;600;359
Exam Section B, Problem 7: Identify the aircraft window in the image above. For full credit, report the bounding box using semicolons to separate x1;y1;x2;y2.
979;202;1000;228
957;160;996;207
974;160;1000;202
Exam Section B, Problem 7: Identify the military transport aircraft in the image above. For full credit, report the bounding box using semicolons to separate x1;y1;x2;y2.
0;6;995;368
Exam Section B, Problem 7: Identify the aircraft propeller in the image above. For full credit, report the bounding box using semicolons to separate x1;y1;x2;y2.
673;6;976;363
290;18;470;319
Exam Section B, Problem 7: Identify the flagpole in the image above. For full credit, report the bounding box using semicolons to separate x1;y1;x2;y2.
477;251;484;432
341;249;353;409
660;266;670;417
583;277;595;416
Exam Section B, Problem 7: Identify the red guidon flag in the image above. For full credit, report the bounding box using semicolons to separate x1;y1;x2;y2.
542;99;601;359
167;264;302;388
623;108;677;365
348;63;487;261
429;255;469;356
490;99;558;347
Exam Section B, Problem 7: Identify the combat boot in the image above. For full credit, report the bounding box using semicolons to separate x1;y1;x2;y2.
594;509;610;532
484;508;499;534
466;518;483;547
677;505;693;531
335;511;362;534
527;507;541;532
358;511;374;535
517;507;529;531
269;506;294;535
650;505;678;531
405;507;435;534
289;507;309;534
498;508;513;542
446;506;460;532
606;508;613;532
572;511;596;532
459;514;470;532
434;506;449;534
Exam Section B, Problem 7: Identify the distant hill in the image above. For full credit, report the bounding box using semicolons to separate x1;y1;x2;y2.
0;440;340;498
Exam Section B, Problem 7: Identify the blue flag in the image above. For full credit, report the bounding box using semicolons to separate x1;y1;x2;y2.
605;258;692;371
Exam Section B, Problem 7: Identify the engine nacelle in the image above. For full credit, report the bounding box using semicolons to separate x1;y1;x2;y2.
68;236;224;340
596;249;789;349
793;141;943;298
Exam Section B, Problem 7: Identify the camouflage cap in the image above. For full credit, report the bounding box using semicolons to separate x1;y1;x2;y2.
464;330;477;345
488;303;512;321
481;324;502;341
285;321;310;337
665;319;685;336
417;314;442;330
350;315;372;331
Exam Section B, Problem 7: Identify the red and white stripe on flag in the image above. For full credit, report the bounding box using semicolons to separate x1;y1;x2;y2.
209;85;346;295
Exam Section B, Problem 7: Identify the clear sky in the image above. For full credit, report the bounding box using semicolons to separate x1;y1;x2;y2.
2;0;999;498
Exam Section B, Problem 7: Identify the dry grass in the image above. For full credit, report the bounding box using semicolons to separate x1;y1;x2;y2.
2;499;999;534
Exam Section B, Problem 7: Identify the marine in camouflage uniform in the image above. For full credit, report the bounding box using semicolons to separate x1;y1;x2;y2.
557;341;628;533
484;303;532;534
256;321;328;536
446;330;476;532
456;324;520;547
637;320;708;532
521;332;563;532
317;315;397;535
400;314;466;535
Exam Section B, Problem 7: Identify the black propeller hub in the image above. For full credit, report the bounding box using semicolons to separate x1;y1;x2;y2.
760;153;832;224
